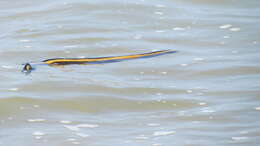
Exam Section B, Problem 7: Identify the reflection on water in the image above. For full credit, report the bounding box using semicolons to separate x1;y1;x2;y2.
0;0;260;145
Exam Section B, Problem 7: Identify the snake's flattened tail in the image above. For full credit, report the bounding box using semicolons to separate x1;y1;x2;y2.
131;49;177;59
43;50;177;65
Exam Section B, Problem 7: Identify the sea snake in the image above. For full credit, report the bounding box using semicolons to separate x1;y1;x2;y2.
22;49;177;73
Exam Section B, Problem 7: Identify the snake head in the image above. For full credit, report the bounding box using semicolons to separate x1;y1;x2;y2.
22;63;34;74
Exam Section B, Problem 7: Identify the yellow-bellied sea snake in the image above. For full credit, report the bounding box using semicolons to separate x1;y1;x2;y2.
22;49;177;73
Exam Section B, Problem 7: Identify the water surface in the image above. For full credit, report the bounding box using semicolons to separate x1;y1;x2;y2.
0;0;260;145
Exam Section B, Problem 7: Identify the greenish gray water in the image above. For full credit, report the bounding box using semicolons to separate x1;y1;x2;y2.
0;0;260;145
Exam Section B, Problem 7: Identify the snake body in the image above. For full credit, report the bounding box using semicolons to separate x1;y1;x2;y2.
23;49;177;73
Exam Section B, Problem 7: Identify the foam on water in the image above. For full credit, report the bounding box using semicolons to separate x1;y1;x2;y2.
153;131;176;136
27;119;46;122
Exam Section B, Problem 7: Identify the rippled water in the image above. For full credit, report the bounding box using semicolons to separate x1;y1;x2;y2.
1;0;260;145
